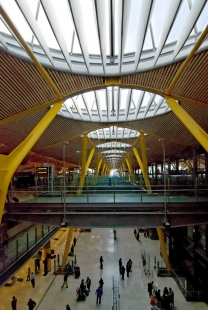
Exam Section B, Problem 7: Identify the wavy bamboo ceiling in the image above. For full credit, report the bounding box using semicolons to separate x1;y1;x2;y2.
0;0;208;170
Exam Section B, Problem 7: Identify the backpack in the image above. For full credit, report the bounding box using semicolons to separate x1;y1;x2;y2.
150;296;156;305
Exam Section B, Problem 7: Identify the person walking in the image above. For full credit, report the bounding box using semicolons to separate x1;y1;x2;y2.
99;278;104;290
27;298;36;310
61;272;68;288
73;237;77;247
26;267;31;281
136;232;140;241
85;277;91;292
80;279;85;292
121;266;125;280
148;281;153;297
11;296;17;310
100;256;104;269
31;272;35;288
66;305;71;310
128;259;132;272
126;261;130;277
95;287;103;304
156;289;162;308
134;229;137;237
119;258;122;274
168;287;174;307
70;244;74;256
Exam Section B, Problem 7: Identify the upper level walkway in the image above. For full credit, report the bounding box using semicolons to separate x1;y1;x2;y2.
5;201;208;228
5;182;208;228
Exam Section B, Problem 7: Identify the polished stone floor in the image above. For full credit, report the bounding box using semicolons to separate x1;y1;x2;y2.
0;228;207;310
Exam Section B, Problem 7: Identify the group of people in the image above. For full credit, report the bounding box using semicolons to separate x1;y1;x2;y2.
76;276;104;305
26;267;36;288
148;281;174;310
119;258;133;280
134;229;141;241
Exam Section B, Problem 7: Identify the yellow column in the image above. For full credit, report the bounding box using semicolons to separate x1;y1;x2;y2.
125;157;133;183
101;163;106;176
165;97;208;152
157;228;171;270
61;228;74;267
77;134;88;194
140;132;152;194
0;102;62;224
94;157;103;185
78;146;95;194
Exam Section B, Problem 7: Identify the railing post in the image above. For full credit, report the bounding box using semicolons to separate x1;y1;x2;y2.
113;177;115;203
87;176;89;203
60;179;63;203
16;239;18;259
35;227;37;243
27;233;29;250
195;176;198;202
35;177;38;203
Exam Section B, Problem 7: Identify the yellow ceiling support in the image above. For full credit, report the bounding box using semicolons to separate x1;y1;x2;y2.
1;6;62;100
101;163;106;176
165;25;208;94
94;157;103;185
0;101;62;224
77;145;95;194
125;157;134;183
77;134;88;194
105;77;121;86
165;97;208;152
0;98;63;126
132;146;152;194
157;228;171;270
140;132;152;194
61;228;74;267
132;146;144;173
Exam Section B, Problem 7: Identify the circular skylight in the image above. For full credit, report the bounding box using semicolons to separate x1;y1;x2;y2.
1;0;207;75
59;88;170;122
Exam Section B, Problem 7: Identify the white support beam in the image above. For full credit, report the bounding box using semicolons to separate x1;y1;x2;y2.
135;91;145;118
172;0;207;60
15;0;55;66
144;93;155;117
94;0;108;73
120;0;133;71
69;0;90;72
134;0;154;71
41;0;72;70
153;0;181;66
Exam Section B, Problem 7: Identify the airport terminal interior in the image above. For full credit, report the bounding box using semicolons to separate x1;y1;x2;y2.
0;0;208;309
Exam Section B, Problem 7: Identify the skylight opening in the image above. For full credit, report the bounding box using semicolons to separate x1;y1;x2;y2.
124;0;142;54
2;0;33;43
166;0;190;45
150;0;171;48
35;3;59;50
79;0;100;55
50;0;76;54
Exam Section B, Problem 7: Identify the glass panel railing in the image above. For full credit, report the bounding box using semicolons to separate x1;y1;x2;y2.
0;225;56;274
7;176;208;204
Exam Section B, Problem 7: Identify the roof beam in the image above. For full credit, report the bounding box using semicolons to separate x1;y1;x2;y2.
134;0;154;71
172;0;207;60
41;0;72;70
15;0;55;67
68;0;90;72
153;0;182;66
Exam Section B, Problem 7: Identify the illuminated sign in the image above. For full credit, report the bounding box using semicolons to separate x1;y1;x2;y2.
36;167;49;175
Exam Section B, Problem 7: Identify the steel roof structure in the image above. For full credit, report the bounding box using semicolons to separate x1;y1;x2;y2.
0;0;208;170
